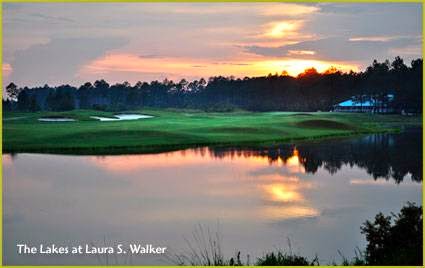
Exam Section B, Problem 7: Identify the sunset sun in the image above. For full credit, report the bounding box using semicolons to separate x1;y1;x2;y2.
255;59;358;77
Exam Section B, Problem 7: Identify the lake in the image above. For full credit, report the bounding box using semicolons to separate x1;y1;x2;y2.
3;129;422;265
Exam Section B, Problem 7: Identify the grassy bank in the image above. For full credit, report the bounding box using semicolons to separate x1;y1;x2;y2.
2;109;422;154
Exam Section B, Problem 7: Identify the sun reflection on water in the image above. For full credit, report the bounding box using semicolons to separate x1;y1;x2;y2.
264;183;303;202
87;146;316;220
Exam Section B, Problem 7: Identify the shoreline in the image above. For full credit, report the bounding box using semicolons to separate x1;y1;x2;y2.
2;127;410;156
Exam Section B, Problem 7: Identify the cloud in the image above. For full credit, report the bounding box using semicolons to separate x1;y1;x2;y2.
2;63;13;91
2;62;13;96
348;36;400;42
139;54;163;59
80;54;194;75
162;3;319;17
212;62;252;66
3;3;23;12
78;53;214;82
79;53;259;82
306;3;422;39
244;36;421;62
259;4;319;17
389;45;422;56
4;3;421;86
288;50;316;56
317;3;383;14
29;13;75;23
10;37;127;87
3;63;13;77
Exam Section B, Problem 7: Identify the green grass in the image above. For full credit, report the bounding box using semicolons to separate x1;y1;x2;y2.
2;108;422;154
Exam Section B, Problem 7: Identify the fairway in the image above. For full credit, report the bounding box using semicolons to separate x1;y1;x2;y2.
3;109;422;154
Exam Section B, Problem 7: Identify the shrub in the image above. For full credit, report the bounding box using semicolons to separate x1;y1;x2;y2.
256;251;312;266
361;202;422;265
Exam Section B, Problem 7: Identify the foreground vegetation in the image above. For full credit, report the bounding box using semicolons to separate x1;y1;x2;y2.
168;203;422;266
3;109;421;154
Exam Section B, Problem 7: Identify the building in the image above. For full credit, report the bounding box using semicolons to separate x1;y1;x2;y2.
333;94;395;113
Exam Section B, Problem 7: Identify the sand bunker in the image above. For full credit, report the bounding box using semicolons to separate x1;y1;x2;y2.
90;114;153;121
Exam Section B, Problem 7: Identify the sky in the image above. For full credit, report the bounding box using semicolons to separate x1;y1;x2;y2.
3;3;422;88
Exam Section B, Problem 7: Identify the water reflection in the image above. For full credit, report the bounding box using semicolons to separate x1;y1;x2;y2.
205;129;422;183
88;146;318;221
3;129;422;265
88;129;422;183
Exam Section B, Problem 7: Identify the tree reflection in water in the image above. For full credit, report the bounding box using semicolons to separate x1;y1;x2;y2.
204;128;422;184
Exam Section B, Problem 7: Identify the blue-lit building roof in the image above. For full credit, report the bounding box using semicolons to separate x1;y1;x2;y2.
338;100;373;107
335;94;394;107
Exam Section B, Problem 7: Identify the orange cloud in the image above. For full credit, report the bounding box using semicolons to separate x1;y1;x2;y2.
79;53;249;80
288;50;316;56
79;53;359;82
3;63;12;77
259;4;319;17
349;36;395;42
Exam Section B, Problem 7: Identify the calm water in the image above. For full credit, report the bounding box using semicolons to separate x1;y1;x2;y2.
3;129;422;265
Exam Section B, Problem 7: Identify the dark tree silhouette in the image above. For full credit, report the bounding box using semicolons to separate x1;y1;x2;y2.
3;57;422;113
6;82;20;100
361;202;422;265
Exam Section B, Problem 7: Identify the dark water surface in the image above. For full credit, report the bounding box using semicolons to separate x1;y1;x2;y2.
3;129;422;265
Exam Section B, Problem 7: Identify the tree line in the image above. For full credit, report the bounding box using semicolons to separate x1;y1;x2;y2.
3;57;422;113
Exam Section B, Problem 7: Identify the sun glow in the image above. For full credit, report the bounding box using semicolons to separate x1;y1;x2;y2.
256;59;358;77
286;148;300;165
80;53;359;83
260;176;313;204
266;21;299;38
264;183;304;202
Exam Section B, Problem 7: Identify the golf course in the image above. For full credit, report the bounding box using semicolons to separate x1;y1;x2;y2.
3;109;422;154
